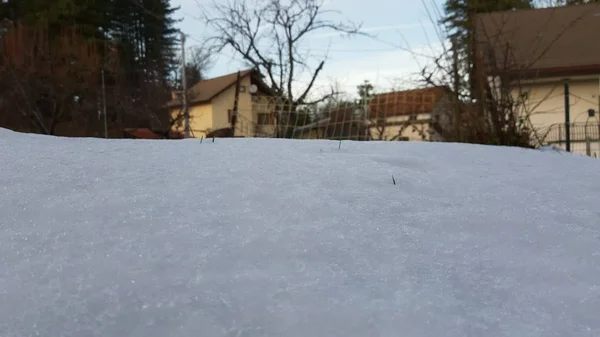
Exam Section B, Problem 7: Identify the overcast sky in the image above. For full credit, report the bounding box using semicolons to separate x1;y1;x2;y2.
171;0;446;97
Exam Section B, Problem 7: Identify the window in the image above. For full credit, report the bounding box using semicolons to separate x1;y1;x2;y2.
257;113;273;125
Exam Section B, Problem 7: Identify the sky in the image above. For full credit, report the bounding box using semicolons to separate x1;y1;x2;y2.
171;0;447;98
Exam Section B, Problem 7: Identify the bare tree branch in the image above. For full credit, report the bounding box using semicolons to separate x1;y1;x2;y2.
201;0;363;105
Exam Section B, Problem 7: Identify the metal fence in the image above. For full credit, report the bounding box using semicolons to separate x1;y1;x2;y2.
541;122;600;157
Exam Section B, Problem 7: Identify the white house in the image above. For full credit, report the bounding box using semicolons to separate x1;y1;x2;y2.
476;3;600;156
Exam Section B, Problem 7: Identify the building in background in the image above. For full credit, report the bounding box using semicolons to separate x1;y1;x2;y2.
291;86;449;141
368;87;449;141
476;3;600;156
165;68;278;138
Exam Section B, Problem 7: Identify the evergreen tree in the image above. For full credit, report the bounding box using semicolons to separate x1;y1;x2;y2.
108;0;179;86
442;0;534;44
0;0;182;134
1;0;180;85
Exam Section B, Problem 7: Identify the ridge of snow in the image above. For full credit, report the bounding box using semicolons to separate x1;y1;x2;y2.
1;129;599;337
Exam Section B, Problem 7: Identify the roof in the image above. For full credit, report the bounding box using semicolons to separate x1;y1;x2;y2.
368;87;446;118
166;68;258;108
476;4;600;77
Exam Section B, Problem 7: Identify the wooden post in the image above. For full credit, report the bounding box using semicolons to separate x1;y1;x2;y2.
181;32;190;138
231;71;241;137
451;36;461;141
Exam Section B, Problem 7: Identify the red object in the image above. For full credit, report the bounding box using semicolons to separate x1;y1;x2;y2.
125;128;162;139
124;128;184;139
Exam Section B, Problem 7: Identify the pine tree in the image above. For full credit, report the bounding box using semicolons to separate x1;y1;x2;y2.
442;0;534;43
108;0;178;86
0;0;181;134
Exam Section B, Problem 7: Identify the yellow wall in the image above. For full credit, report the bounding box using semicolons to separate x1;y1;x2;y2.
210;75;254;137
170;103;213;138
368;113;432;141
251;94;278;137
190;104;213;138
517;76;600;130
513;75;600;155
255;124;277;137
296;128;323;139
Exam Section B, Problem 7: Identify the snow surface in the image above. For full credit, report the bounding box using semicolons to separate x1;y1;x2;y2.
1;128;600;337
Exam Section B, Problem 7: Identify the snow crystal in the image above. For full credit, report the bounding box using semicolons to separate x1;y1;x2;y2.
1;128;599;337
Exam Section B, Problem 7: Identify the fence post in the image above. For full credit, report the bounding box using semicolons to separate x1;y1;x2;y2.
564;82;571;152
558;123;563;149
586;135;591;156
597;121;600;157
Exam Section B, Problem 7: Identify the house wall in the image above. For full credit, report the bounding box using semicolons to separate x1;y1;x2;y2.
251;94;278;137
517;76;600;129
368;113;432;141
296;128;323;139
170;76;278;138
514;75;600;155
170;103;213;138
211;75;254;137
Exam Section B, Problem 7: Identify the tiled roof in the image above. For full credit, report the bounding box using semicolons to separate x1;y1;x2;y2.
368;87;446;118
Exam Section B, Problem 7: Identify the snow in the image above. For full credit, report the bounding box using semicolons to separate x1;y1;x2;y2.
1;127;599;337
539;145;565;153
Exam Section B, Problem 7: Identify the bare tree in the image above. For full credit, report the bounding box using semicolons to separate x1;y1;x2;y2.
0;22;105;136
171;46;213;89
368;109;387;140
189;46;213;80
368;100;430;141
149;45;214;139
202;0;363;105
414;2;588;147
0;21;182;139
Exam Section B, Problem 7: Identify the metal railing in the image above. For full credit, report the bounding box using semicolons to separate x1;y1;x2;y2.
541;121;600;157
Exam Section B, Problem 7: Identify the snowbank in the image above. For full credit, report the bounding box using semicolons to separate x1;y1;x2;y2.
539;145;566;153
1;129;599;337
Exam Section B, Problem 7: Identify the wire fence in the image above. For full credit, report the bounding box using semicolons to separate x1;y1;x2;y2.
175;88;600;158
216;88;448;142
